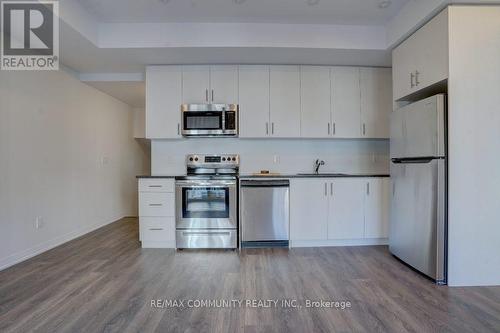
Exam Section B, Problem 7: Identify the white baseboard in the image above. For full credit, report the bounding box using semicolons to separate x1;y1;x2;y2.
290;238;388;248
0;215;125;271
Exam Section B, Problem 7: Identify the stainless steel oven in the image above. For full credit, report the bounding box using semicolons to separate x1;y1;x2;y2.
175;154;239;249
181;104;238;137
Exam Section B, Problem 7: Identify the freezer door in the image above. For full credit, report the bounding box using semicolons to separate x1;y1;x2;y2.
389;159;446;282
240;183;290;242
390;94;446;159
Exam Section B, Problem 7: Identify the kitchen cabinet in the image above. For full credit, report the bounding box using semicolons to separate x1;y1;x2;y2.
210;65;238;104
392;8;448;101
327;179;366;239
182;65;210;103
364;178;390;238
238;65;270;138
182;65;238;104
138;178;176;248
290;179;328;240
360;68;392;138
269;66;301;138
290;177;389;243
331;67;361;138
300;66;331;138
145;66;182;139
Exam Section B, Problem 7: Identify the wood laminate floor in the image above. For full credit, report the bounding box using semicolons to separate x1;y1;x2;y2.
1;218;500;333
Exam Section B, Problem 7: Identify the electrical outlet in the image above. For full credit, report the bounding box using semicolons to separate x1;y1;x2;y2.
35;217;43;229
273;155;280;164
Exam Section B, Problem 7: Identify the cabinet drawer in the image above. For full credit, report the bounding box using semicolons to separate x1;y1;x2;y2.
139;192;175;216
138;179;174;192
140;217;175;242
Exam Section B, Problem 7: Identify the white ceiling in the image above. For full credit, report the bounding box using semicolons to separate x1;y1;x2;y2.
76;0;411;25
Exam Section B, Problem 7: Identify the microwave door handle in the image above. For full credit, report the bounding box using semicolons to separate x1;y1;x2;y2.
221;109;226;132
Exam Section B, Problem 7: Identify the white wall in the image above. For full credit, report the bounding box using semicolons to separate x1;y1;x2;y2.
447;6;500;286
0;69;148;270
151;139;389;176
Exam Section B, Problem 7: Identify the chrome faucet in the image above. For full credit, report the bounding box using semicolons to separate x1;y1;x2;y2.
314;159;325;174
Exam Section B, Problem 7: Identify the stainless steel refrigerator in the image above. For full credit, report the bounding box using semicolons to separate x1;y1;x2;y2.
389;94;447;284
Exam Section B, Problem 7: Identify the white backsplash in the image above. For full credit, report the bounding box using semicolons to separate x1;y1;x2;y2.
151;139;389;175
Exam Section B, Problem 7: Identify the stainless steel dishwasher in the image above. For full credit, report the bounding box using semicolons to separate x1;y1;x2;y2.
240;179;290;248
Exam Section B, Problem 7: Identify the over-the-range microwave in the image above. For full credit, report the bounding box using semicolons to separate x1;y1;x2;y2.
181;104;238;137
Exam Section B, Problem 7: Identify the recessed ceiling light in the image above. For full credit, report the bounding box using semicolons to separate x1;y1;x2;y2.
306;0;320;6
158;0;171;4
233;0;246;4
378;0;392;9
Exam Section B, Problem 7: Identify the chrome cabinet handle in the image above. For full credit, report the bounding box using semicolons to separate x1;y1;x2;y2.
211;89;214;102
148;185;162;188
266;122;269;135
149;203;163;206
415;71;420;86
328;123;331;135
324;183;327;196
366;182;370;195
177;123;180;136
410;72;415;88
149;228;164;231
271;122;274;135
363;123;366;136
330;183;333;196
205;89;209;102
333;123;336;135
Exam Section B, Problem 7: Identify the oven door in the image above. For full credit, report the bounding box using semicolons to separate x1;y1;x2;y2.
176;180;237;229
182;111;224;136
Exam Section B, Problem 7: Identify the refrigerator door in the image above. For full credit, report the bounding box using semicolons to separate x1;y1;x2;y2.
390;94;446;159
389;159;446;283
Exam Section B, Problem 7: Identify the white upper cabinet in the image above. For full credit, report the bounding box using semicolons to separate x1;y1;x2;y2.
331;67;361;138
300;66;332;138
290;178;328;241
269;66;301;138
327;179;366;240
145;66;182;139
182;65;210;104
238;65;270;138
364;178;390;239
209;65;238;104
392;8;449;101
360;68;392;138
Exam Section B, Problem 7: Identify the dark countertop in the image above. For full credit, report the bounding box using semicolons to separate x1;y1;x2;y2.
136;175;179;179
239;173;390;178
137;174;390;179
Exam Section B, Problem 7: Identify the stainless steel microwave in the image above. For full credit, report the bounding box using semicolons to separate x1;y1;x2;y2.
181;104;238;137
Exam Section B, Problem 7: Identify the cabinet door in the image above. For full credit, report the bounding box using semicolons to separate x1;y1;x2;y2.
392;37;415;101
290;179;328;241
269;66;301;138
364;178;390;239
182;66;210;103
300;66;332;138
145;66;182;139
360;68;392;138
328;179;365;240
331;67;361;138
210;65;238;104
238;65;270;138
413;8;448;91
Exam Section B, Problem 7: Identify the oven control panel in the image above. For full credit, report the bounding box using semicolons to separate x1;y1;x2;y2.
186;154;239;167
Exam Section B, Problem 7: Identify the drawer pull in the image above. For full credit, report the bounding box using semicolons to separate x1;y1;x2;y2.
149;228;164;231
148;185;162;188
149;203;163;206
182;232;231;236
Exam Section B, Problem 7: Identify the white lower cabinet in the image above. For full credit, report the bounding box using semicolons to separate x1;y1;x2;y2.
290;179;328;240
138;179;176;248
327;179;365;240
290;177;389;246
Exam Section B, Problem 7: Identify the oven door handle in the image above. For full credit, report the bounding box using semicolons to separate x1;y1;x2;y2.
175;182;236;187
